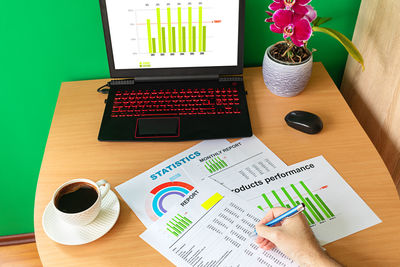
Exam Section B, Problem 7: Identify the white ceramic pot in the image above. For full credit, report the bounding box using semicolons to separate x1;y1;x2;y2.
262;45;313;97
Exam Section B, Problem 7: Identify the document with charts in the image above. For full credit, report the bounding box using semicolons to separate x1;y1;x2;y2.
235;156;382;245
115;139;229;227
116;136;286;227
185;135;288;201
140;179;297;267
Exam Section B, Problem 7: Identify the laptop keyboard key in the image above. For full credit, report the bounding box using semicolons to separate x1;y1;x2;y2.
110;86;242;118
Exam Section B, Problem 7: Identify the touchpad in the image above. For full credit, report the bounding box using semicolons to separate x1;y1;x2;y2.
136;117;180;138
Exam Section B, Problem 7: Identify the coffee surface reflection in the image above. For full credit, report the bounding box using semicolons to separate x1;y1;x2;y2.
55;182;98;213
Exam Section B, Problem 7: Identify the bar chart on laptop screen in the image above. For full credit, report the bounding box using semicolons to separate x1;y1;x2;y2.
135;3;211;55
105;0;240;69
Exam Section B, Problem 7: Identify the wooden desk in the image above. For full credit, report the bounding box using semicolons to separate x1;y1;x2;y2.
34;63;400;266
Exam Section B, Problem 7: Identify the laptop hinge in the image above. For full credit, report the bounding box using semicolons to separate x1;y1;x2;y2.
107;79;135;87
135;74;219;83
218;75;243;82
106;74;243;87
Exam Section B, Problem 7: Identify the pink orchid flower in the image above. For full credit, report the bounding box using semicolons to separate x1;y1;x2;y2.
271;9;312;47
269;0;311;16
304;5;317;22
265;11;273;22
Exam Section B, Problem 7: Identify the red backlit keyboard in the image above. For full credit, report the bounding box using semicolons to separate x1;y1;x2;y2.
111;87;241;118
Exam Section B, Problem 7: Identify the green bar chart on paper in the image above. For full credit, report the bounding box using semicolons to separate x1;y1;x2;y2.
257;181;335;226
143;4;209;55
166;214;193;237
204;157;228;174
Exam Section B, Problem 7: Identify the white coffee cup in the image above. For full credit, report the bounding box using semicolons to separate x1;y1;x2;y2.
52;178;110;226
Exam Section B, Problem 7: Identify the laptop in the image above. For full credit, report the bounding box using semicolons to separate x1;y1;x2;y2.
98;0;252;141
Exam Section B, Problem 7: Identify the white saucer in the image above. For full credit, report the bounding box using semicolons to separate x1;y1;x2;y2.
42;190;120;245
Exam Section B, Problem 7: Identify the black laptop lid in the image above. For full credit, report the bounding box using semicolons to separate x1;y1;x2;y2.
99;0;245;78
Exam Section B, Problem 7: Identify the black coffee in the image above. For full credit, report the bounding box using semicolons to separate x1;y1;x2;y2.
55;182;98;213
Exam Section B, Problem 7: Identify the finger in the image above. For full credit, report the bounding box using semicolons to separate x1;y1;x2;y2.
269;221;283;227
263;240;273;248
256;224;282;244
255;236;265;243
259;239;269;248
257;209;275;226
264;242;276;250
261;245;270;250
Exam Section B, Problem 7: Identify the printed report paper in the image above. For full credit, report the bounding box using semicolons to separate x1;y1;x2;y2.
116;139;229;227
185;135;288;200
140;179;297;267
232;156;382;245
116;136;286;227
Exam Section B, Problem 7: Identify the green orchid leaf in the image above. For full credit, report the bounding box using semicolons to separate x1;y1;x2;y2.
313;17;332;27
312;17;321;26
312;26;365;70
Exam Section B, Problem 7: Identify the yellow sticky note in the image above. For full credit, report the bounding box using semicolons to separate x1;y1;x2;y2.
201;193;223;210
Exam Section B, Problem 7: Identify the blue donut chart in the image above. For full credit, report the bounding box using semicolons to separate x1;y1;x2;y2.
150;182;194;217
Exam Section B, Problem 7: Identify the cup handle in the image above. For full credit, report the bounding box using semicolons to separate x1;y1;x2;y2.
96;179;110;199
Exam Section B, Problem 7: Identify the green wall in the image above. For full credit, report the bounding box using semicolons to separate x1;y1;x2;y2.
0;0;360;236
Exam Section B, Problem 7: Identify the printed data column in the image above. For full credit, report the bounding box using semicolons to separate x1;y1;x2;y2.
147;19;152;54
182;26;186;52
290;183;323;223
262;193;273;209
188;6;192;52
157;8;162;53
162;27;166;53
315;194;334;217
172;27;176;53
198;6;202;52
272;190;285;208
167;7;172;53
193;26;196;52
281;186;315;225
152;38;156;53
296;201;315;225
300;181;332;219
203;26;206;51
178;7;182;52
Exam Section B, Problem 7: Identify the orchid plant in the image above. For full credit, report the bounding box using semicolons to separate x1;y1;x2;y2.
265;0;364;69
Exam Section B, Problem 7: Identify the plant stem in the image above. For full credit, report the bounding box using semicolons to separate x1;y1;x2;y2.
274;40;287;46
282;44;294;58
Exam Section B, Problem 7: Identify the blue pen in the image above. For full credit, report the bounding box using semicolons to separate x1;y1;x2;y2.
265;203;305;227
251;203;305;236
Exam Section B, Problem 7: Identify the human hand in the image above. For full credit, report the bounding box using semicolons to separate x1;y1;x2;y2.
255;207;341;266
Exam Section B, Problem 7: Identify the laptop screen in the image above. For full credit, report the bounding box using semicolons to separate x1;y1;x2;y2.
100;0;244;77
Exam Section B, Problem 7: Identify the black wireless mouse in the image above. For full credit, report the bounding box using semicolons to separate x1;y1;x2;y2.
284;110;323;134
